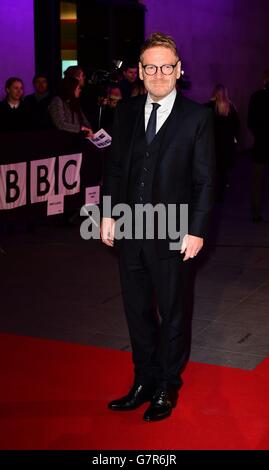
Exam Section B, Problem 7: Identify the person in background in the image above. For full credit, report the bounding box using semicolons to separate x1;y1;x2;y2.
64;66;86;88
205;84;240;201
99;85;122;132
248;70;269;223
131;79;146;97
107;85;122;109
64;65;97;125
49;77;92;136
24;74;53;130
0;77;27;132
119;62;138;99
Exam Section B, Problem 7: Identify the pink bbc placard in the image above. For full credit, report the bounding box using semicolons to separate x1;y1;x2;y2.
85;186;100;205
0;162;27;210
30;157;56;204
47;194;64;216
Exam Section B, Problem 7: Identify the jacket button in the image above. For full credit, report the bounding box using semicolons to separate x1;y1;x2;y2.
140;181;145;187
145;151;150;158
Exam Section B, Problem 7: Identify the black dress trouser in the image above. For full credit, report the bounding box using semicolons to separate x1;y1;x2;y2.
118;239;195;389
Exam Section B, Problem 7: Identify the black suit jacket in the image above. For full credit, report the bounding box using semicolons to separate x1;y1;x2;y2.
247;87;269;163
102;92;215;257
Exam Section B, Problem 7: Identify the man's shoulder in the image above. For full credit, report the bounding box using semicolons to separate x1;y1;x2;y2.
24;93;35;102
250;88;269;101
0;100;8;110
117;94;146;111
178;94;212;120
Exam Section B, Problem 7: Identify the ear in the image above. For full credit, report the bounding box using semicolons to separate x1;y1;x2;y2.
176;61;181;80
138;62;144;81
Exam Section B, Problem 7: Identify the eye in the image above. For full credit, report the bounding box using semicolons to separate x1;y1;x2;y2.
163;65;173;73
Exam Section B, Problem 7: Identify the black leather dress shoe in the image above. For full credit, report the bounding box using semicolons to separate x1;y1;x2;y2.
108;383;155;411
143;388;178;422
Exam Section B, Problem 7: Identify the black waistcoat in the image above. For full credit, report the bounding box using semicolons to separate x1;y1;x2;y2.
127;109;171;206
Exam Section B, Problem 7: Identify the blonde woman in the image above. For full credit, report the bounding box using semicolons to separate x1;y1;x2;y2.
206;84;240;201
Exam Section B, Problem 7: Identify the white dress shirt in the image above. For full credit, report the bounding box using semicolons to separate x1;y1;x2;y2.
144;88;177;134
8;101;20;109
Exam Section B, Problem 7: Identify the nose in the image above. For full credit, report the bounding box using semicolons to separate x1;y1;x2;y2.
155;67;163;78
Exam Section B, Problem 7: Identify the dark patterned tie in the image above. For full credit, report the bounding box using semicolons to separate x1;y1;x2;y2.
146;102;161;145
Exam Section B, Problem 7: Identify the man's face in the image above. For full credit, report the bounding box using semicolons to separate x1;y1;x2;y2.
34;77;48;95
7;81;24;101
108;87;122;108
139;46;181;101
123;67;138;83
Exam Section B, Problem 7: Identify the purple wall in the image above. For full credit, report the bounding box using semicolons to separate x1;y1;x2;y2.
142;0;269;145
0;0;35;99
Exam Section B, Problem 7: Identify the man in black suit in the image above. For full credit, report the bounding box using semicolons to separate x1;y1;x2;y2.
24;74;53;131
101;33;215;421
248;70;269;223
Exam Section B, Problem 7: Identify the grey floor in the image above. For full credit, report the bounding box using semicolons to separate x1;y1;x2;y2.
1;152;269;370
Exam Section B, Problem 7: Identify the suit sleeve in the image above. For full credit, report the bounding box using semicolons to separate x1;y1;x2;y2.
189;108;216;238
101;103;122;217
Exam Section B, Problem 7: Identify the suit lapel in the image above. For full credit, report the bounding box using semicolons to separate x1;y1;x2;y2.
157;92;186;163
122;92;186;182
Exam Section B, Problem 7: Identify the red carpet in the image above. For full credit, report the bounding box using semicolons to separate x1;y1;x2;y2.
0;333;268;450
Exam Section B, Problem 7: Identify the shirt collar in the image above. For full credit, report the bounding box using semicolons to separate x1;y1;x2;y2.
146;88;177;112
7;101;20;109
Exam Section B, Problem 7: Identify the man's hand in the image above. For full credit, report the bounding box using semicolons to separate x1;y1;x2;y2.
180;234;204;261
100;218;116;247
